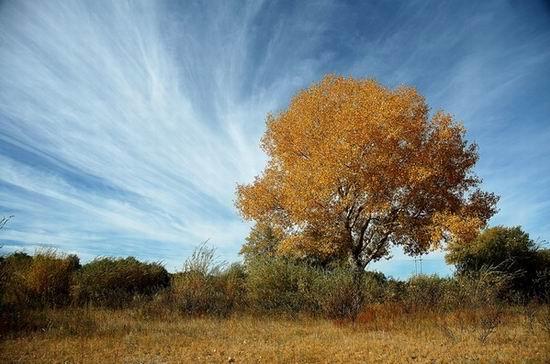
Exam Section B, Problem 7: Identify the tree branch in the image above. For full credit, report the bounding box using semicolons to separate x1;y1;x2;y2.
362;230;392;269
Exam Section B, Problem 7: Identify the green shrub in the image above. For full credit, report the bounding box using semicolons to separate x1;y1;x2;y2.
363;271;388;304
533;269;550;303
0;252;33;307
246;256;320;315
0;250;78;335
443;267;511;308
172;271;231;317
1;241;533;325
73;257;169;307
446;226;546;298
382;278;407;303
240;221;282;264
25;251;77;307
404;275;450;312
171;245;247;317
0;250;77;308
533;249;550;301
246;257;380;319
313;266;364;320
221;263;248;312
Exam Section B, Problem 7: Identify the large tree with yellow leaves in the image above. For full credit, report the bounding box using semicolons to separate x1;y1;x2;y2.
236;75;498;272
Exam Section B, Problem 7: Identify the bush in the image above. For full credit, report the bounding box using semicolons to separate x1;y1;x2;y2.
172;270;236;317
533;249;550;301
0;250;79;335
246;256;320;315
382;278;407;303
1;242;535;328
0;250;77;308
0;252;33;307
533;269;550;303
446;226;546;298
24;251;78;307
404;275;450;312
313;266;364;320
73;257;169;307
443;267;512;308
171;245;247;317
221;263;248;312
246;257;380;319
363;271;388;304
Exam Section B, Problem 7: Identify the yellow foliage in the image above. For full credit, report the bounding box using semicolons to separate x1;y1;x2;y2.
236;75;498;269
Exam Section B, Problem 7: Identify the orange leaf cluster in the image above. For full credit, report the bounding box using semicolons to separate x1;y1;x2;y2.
236;75;498;270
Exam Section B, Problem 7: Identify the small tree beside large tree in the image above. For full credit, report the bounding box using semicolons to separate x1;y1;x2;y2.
446;225;550;299
236;75;498;274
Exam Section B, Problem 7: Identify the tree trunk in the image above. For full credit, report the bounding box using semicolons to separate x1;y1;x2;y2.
348;254;365;321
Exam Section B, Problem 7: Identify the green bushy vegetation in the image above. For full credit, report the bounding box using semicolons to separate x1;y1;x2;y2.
446;226;550;300
171;245;246;317
73;256;169;307
0;250;80;333
1;226;549;338
0;250;78;308
246;256;319;314
312;265;364;320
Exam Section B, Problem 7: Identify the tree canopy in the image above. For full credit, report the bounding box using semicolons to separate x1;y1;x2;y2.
236;75;498;271
446;225;549;297
446;226;536;273
239;221;282;264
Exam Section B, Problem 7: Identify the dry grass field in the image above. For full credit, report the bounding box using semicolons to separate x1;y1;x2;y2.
1;307;549;363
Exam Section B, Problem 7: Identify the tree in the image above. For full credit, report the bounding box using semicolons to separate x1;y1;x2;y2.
236;75;498;273
446;226;535;273
239;221;282;263
446;226;549;298
240;221;336;267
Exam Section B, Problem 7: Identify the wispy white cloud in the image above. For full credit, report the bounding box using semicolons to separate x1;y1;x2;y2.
0;0;338;269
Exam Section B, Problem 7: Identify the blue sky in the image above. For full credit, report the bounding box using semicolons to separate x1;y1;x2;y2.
0;0;549;278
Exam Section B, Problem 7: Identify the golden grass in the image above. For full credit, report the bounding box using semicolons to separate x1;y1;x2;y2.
1;307;549;363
